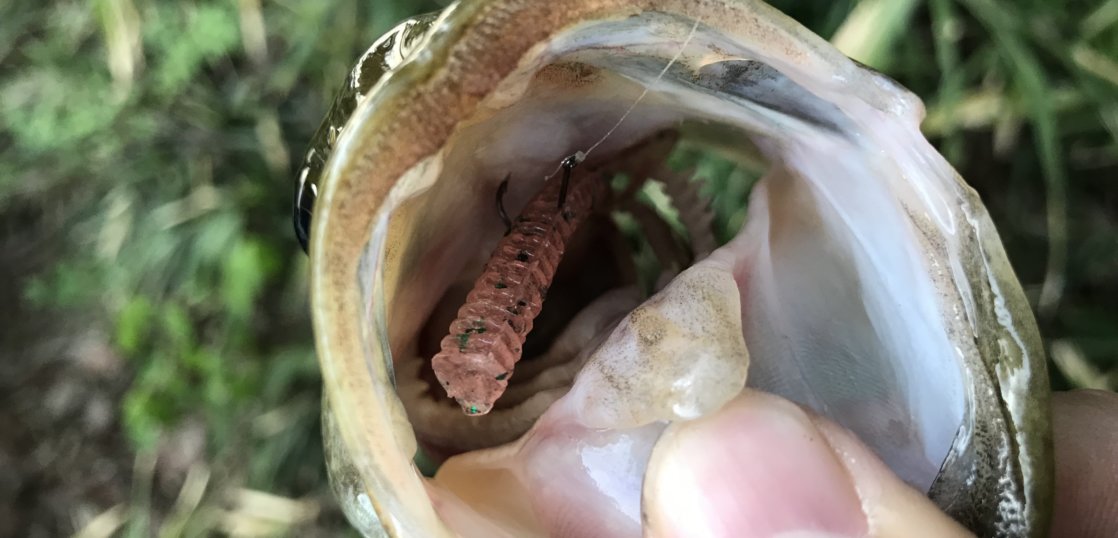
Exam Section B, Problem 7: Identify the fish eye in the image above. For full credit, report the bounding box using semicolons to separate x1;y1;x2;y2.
293;166;315;254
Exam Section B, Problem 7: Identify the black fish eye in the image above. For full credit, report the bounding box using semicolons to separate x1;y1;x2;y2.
293;167;315;254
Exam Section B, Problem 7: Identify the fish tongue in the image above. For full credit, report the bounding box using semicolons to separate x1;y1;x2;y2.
432;260;751;537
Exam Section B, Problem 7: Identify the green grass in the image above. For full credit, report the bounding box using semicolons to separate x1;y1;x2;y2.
2;0;1115;535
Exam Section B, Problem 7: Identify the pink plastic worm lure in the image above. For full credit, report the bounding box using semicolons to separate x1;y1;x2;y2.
431;158;606;415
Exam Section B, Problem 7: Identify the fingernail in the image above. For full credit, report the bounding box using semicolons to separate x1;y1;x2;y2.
643;393;868;538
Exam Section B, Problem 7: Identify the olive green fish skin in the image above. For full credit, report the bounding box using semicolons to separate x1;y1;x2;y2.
924;184;1053;537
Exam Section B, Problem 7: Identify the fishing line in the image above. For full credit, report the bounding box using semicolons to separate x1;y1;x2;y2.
542;17;701;181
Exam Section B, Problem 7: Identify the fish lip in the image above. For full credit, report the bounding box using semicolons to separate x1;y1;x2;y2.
309;2;1052;536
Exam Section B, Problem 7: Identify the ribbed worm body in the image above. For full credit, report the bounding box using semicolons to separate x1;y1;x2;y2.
432;168;608;415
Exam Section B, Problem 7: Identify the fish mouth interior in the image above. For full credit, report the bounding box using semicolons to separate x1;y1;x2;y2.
350;10;972;534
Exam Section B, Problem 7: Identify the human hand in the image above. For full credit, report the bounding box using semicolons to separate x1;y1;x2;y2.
1049;389;1118;537
642;389;1118;537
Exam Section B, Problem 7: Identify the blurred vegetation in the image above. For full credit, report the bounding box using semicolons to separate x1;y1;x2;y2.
1;0;1114;536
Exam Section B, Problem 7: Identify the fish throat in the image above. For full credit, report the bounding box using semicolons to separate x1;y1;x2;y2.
430;132;694;416
404;129;703;456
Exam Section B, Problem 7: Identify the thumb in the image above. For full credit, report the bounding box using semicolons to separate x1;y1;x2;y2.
642;390;973;538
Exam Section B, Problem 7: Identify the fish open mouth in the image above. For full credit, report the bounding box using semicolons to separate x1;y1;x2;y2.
306;3;1049;537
